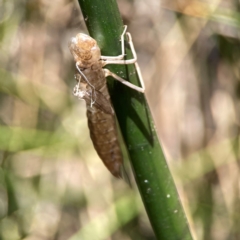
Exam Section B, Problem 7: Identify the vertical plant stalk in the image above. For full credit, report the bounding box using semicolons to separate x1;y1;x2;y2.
77;0;193;239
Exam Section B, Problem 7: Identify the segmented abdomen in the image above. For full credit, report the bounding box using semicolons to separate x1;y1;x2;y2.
87;108;123;178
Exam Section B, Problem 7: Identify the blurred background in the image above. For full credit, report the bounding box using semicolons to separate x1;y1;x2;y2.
0;0;240;239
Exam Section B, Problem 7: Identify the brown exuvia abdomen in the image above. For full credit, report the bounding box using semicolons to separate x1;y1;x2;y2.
87;108;123;178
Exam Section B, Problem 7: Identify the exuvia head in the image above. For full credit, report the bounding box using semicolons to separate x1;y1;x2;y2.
69;33;101;68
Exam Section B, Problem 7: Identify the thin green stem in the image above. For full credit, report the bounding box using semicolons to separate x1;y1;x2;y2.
76;0;193;239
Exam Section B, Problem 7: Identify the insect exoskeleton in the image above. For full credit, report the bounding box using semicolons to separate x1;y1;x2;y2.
69;32;124;178
69;26;145;178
